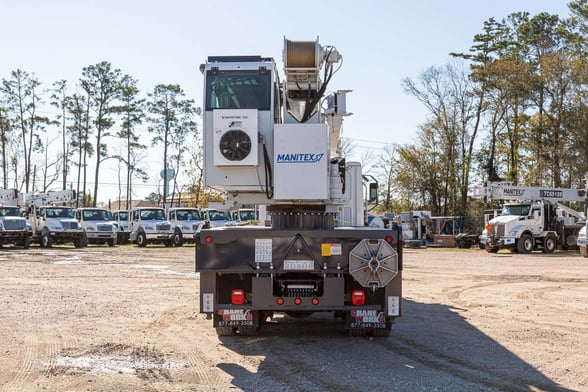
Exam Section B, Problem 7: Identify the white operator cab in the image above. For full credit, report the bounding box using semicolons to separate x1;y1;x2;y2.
200;55;277;197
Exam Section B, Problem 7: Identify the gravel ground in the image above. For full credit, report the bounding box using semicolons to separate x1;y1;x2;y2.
0;245;586;391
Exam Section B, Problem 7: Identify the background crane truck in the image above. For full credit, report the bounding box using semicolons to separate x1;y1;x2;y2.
0;188;31;248
19;190;87;248
129;207;174;247
578;223;588;257
195;38;402;337
75;207;117;247
167;207;203;246
474;176;588;253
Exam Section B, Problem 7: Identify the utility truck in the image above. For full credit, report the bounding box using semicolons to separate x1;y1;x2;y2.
75;207;117;247
0;188;31;248
200;208;236;228
167;207;203;246
578;224;587;257
112;210;130;244
129;207;174;247
19;190;86;248
230;208;258;225
475;178;587;253
195;38;402;337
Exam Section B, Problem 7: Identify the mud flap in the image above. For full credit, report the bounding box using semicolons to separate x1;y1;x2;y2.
213;308;260;329
345;309;390;331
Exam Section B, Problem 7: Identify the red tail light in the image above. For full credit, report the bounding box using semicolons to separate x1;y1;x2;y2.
276;298;284;305
311;298;319;305
352;290;365;306
231;289;245;305
205;236;213;243
294;298;302;305
385;236;393;244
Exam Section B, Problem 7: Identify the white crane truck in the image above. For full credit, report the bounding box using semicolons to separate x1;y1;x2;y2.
475;177;587;253
195;38;402;337
19;190;87;248
0;188;31;248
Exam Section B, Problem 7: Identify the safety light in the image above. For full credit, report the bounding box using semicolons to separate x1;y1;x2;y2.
485;224;492;233
311;298;319;305
276;298;284;305
351;290;365;306
231;289;245;305
205;236;213;243
385;236;393;244
294;298;302;305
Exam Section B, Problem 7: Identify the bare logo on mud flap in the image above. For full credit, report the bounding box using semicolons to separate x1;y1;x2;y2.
350;309;385;324
218;309;252;321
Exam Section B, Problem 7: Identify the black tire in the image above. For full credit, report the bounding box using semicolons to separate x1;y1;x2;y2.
107;239;116;247
22;235;31;249
40;231;52;248
74;238;84;248
485;245;499;253
517;233;534;254
164;240;174;247
136;231;148;247
173;229;184;247
543;234;556;253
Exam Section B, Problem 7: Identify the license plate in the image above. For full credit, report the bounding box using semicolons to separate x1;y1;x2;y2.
283;260;314;270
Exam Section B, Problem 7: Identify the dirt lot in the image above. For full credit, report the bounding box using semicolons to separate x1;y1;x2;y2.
0;244;586;391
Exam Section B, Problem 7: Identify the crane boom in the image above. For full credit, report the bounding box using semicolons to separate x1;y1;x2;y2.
473;176;588;204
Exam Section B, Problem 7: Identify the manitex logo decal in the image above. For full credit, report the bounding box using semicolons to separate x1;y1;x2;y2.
276;153;324;163
503;188;525;197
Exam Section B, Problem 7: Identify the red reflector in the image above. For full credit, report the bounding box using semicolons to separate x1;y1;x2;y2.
385;236;393;244
231;289;245;305
276;298;284;305
294;298;302;305
352;290;365;306
311;298;319;305
205;236;213;243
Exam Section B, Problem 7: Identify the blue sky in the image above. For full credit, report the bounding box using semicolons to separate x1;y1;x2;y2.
0;1;572;202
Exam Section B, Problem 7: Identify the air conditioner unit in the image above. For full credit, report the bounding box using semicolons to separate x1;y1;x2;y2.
213;109;258;166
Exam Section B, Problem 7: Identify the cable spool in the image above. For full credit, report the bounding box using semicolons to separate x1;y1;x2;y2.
284;39;319;69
